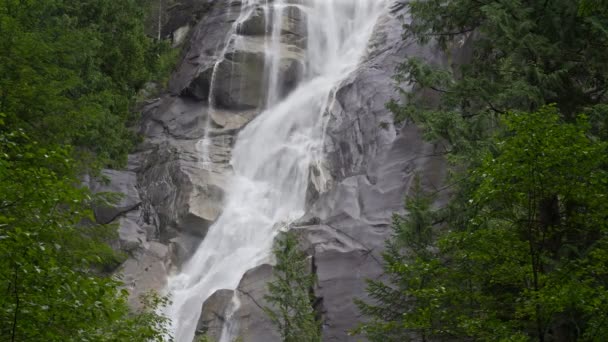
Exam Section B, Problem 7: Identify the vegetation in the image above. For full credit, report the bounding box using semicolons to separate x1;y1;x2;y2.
358;0;608;341
0;126;172;341
0;0;174;170
0;0;175;340
264;231;321;342
357;109;608;341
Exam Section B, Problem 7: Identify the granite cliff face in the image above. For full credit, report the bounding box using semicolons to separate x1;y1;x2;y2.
92;1;447;340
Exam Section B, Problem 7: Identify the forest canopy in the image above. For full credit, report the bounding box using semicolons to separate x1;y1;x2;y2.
357;0;608;341
0;1;175;340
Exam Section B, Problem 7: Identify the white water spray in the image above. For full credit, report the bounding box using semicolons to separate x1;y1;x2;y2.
165;1;387;341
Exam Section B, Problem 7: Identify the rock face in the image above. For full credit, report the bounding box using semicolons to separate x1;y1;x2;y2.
196;289;235;340
89;166;171;307
298;8;447;339
94;0;449;341
215;3;448;341
229;265;282;341
90;169;141;225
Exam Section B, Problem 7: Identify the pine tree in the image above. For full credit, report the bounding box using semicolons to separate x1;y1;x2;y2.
355;176;448;342
361;1;608;339
264;231;321;342
390;0;608;167
357;108;608;341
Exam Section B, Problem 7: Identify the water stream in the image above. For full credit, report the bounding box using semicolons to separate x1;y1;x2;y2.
165;1;387;341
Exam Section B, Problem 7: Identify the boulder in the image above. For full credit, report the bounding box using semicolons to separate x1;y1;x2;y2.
169;233;201;265
196;289;235;340
116;210;147;252
139;143;228;240
212;49;267;110
210;37;305;109
236;6;267;36
119;242;171;309
168;0;244;95
237;4;307;48
279;5;307;48
230;264;281;342
91;169;141;224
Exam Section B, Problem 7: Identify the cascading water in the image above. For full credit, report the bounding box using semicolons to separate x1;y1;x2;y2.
165;1;387;341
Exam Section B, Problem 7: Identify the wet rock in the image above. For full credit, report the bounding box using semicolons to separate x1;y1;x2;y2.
280;5;307;48
213;49;266;110
231;264;281;342
294;7;447;340
210;109;257;130
211;37;305;109
169;233;201;265
168;0;243;95
237;4;307;47
236;6;267;36
196;289;235;340
230;4;448;340
183;67;215;102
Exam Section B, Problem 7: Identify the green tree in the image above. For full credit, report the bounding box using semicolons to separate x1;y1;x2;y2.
264;231;321;342
0;0;175;169
390;0;608;165
0;126;171;341
0;1;177;340
358;107;608;341
362;1;608;339
355;176;446;342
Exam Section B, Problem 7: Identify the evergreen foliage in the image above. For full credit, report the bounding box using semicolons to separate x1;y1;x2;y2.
358;108;608;341
0;126;172;341
264;231;321;342
358;0;608;340
355;176;441;342
0;0;174;169
0;1;175;340
390;0;608;165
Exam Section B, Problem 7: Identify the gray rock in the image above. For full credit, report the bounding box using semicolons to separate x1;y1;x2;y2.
169;233;202;265
91;169;141;224
231;264;281;342
211;36;305;109
169;0;244;95
162;0;214;40
237;4;307;48
212;48;266;110
182;67;215;103
229;4;448;341
139;142;228;240
116;210;147;252
313;249;381;341
293;6;448;340
109;2;455;342
119;242;171;309
280;5;308;48
172;25;191;47
236;6;267;36
196;289;235;340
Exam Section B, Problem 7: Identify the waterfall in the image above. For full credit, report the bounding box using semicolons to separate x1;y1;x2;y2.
165;1;387;341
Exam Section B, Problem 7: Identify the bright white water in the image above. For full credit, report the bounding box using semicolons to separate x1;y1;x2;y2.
165;1;386;341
